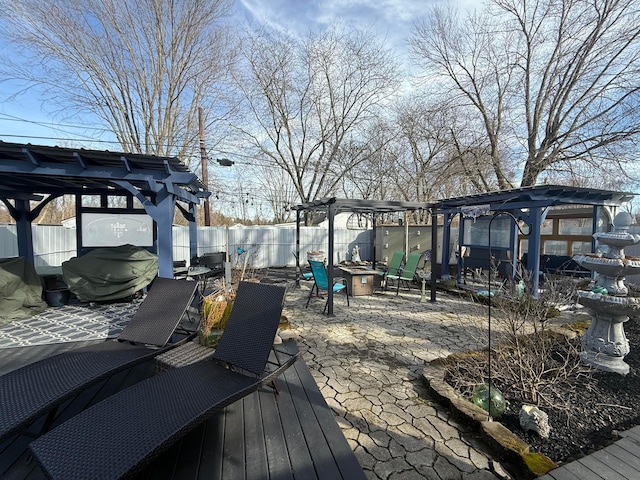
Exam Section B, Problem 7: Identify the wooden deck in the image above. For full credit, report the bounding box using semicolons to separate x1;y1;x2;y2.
538;426;640;480
0;341;364;480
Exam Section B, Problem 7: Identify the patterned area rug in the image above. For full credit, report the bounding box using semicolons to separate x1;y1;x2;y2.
0;300;141;349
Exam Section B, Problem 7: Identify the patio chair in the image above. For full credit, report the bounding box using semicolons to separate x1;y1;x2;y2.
0;277;198;442
30;281;299;480
386;252;422;295
305;259;349;312
383;251;404;288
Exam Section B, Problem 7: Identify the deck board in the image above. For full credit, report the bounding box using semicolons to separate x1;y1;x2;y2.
259;387;295;480
612;439;640;468
273;371;318;480
539;426;640;480
244;393;269;479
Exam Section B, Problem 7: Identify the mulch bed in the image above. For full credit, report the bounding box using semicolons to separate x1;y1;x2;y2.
482;320;640;465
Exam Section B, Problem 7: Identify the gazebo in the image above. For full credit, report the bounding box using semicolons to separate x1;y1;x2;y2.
293;198;426;315
430;185;635;299
294;187;635;312
0;141;209;278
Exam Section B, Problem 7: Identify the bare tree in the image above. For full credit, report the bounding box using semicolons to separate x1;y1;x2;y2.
338;119;402;202
395;99;459;202
411;0;640;188
0;0;237;164
252;164;300;224
411;8;518;190
234;25;401;223
392;96;502;206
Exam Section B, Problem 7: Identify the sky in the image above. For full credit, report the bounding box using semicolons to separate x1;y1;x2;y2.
237;0;440;47
0;0;474;149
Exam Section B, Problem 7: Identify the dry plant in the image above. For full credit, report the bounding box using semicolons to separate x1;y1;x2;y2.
444;266;593;417
199;246;262;346
201;291;235;332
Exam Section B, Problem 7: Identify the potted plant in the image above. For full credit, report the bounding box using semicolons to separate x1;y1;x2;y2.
199;291;235;347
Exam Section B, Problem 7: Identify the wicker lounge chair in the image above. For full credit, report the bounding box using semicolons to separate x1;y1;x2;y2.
0;277;198;442
30;281;298;480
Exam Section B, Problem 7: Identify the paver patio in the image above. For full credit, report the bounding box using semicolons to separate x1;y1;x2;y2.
281;280;511;480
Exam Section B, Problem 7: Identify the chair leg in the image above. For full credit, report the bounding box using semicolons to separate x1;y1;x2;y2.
322;289;331;313
305;283;317;308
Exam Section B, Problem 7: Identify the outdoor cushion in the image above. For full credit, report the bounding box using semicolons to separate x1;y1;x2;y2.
0;257;47;325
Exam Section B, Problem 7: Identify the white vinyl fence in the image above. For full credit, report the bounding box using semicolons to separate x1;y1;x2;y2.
0;224;372;269
4;223;640;284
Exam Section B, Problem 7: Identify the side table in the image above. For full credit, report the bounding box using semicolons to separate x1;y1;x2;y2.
155;341;215;373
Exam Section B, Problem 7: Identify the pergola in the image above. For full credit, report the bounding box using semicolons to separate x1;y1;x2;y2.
294;187;635;312
430;185;635;299
0;141;209;278
293;198;427;315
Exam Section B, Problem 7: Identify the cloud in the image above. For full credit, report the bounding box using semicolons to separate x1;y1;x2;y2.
235;0;475;69
237;0;323;35
237;0;442;35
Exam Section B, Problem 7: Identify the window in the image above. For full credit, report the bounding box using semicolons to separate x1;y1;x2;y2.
81;213;154;247
81;195;101;208
541;219;553;234
543;240;568;256
463;216;511;247
107;196;128;209
559;218;592;235
572;241;593;254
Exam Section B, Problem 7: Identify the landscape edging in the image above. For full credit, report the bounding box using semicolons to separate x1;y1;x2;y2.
422;362;557;479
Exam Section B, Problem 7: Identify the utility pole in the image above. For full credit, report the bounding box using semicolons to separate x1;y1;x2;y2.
198;107;211;226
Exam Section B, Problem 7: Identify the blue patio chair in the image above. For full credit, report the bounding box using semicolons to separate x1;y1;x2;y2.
305;260;349;312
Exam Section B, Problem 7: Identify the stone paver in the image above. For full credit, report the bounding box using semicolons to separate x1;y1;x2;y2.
281;284;512;480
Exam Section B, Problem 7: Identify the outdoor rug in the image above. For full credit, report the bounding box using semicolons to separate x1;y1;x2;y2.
0;299;140;349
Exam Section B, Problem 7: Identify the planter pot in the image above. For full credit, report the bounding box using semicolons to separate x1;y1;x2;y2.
198;329;224;348
45;288;71;307
307;251;325;263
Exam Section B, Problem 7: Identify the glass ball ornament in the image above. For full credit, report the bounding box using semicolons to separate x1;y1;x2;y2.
472;384;506;418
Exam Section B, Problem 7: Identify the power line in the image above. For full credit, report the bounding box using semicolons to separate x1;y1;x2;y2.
0;133;120;144
0;112;112;133
0;115;331;173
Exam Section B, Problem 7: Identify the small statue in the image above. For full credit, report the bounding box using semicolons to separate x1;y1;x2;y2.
352;245;361;263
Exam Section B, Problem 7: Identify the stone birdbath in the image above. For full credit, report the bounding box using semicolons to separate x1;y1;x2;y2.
573;212;640;375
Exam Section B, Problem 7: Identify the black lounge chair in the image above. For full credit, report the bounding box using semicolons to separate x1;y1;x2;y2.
30;281;299;480
0;277;198;443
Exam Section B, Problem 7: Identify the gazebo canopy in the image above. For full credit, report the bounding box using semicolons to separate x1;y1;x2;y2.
431;185;634;212
0;141;209;278
293;198;427;215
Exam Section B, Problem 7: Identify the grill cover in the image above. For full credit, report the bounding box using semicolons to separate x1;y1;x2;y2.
62;245;158;302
